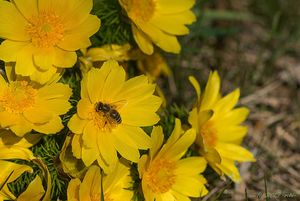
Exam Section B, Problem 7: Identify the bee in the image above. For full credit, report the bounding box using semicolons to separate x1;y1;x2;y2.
95;102;122;124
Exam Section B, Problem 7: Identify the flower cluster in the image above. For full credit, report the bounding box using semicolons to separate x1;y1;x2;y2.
0;0;255;200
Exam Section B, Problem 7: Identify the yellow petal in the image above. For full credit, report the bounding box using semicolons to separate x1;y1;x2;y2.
101;61;126;100
150;14;190;35
141;179;155;201
32;115;63;134
0;160;33;184
60;136;86;178
0;1;30;41
216;142;256;162
138;155;148;178
0;111;18;127
150;126;164;159
216;125;248;143
71;134;83;159
81;146;97;166
162;128;196;160
54;0;93;30
23;106;53;124
216;107;249;126
97;133;118;168
79;165;101;201
118;75;154;100
170;190;191;201
113;136;140;163
67;178;80;201
15;45;36;76
77;98;93;119
188;108;198;131
0;146;35;161
37;82;71;100
10;117;32;137
175;157;207;175
188;75;201;101
198;110;213;127
32;158;52;201
116;125;151;149
201;71;220;111
213;89;240;114
16;176;45;201
82;121;98;148
132;24;153;55
86;68;102;103
157;0;195;14
33;48;55;70
58;15;100;51
30;67;61;85
0;130;41;148
121;95;161;126
161;118;183;152
139;22;181;54
0;40;28;62
68;115;88;135
53;48;77;67
172;175;207;197
37;99;71;115
12;0;38;21
215;157;241;182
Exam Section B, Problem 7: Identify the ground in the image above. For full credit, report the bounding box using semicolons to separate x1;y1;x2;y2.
160;0;300;200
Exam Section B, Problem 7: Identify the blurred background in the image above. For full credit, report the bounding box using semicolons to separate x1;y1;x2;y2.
163;0;300;200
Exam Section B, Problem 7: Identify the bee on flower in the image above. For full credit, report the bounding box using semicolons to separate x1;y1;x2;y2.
0;65;72;136
67;161;133;201
188;71;256;182
68;60;161;172
138;119;208;201
119;0;196;55
0;0;100;84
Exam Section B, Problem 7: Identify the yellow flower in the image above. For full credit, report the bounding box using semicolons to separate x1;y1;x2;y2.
137;51;171;80
68;60;161;171
136;51;171;107
119;0;196;55
67;162;133;201
0;130;36;201
0;66;72;136
0;0;100;84
138;119;208;201
79;44;132;73
188;71;256;182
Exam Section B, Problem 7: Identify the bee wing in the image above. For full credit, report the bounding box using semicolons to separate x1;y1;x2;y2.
110;99;128;110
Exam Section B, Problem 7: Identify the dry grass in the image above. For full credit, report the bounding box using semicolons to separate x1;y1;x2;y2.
162;0;300;200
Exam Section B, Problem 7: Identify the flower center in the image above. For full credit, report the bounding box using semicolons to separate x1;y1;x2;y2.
0;81;37;113
91;102;122;132
127;0;156;23
144;159;176;194
200;120;218;147
26;11;64;48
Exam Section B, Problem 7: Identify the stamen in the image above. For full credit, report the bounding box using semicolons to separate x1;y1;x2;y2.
144;159;176;194
200;121;218;147
26;11;64;48
0;81;37;113
127;0;156;23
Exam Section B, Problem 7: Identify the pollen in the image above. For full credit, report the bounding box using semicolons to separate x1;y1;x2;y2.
200;120;218;147
0;81;37;113
26;11;64;48
127;0;156;23
90;102;119;132
144;159;176;194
